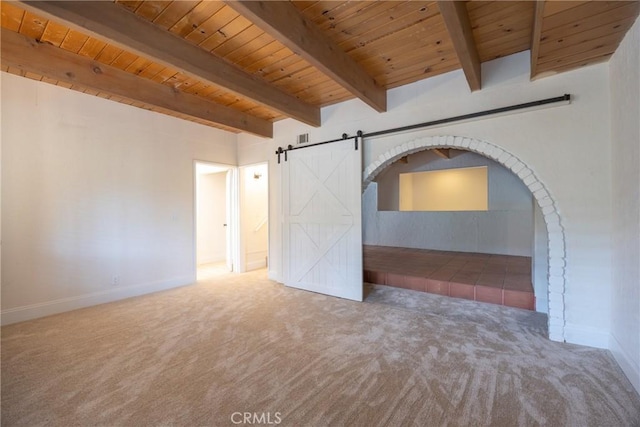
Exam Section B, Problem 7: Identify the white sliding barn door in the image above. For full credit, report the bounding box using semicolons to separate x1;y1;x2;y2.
282;139;363;301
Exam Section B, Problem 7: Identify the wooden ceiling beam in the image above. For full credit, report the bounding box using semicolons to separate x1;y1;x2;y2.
437;1;482;91
0;28;273;138
530;0;546;80
227;0;387;113
432;148;451;159
17;0;320;127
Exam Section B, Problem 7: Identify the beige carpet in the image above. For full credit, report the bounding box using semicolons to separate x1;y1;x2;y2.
2;269;639;426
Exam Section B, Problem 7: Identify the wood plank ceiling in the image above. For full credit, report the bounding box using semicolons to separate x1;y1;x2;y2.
1;1;638;137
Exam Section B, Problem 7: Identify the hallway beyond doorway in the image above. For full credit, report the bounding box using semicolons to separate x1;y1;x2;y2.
197;262;231;281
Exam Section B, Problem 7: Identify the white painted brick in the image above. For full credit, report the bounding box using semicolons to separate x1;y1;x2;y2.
453;136;464;146
548;232;564;245
548;330;564;342
537;196;553;208
549;258;566;269
400;143;409;153
407;141;416;150
549;247;566;259
533;188;549;200
549;243;564;255
498;151;512;163
548;240;565;256
438;135;449;146
461;138;471;148
541;204;556;215
517;168;533;181
546;222;563;233
528;181;544;193
523;174;537;186
476;141;488;153
548;301;565;313
483;145;497;157
510;161;525;174
548;291;564;301
549;299;565;314
549;276;564;287
547;282;564;293
548;318;564;328
548;322;565;334
549;225;565;237
505;156;518;168
548;283;564;294
490;147;504;160
544;212;561;225
469;139;479;150
549;265;565;277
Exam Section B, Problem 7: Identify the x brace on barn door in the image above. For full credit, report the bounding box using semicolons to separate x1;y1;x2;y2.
275;94;571;163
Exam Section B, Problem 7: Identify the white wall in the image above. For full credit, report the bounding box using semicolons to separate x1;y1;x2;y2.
240;164;269;271
1;72;237;324
238;51;613;349
196;171;227;265
609;18;640;393
366;150;533;256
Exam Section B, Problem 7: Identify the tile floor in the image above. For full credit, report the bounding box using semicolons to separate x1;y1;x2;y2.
364;245;535;310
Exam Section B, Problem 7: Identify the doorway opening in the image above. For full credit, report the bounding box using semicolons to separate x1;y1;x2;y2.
362;135;565;342
239;163;269;272
364;148;538;310
194;161;236;280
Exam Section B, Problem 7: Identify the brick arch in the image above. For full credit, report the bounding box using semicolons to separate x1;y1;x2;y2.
362;135;566;342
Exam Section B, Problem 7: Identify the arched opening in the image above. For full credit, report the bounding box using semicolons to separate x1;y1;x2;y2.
362;136;566;342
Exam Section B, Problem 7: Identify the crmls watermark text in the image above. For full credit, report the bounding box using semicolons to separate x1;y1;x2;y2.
230;412;282;425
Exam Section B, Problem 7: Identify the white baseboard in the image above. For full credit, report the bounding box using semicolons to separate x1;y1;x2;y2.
197;255;225;265
564;323;610;349
246;259;267;271
609;333;640;394
1;275;194;326
245;251;267;272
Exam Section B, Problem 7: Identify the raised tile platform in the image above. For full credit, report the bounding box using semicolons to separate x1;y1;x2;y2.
364;245;535;310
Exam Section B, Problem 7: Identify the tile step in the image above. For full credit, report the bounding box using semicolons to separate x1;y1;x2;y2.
364;270;535;311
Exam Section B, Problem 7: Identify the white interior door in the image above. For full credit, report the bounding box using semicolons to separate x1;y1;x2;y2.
282;139;363;301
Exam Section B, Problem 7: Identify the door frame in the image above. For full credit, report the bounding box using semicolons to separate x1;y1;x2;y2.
193;160;240;277
237;161;270;273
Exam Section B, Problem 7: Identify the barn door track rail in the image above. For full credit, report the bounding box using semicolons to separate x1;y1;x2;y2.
275;132;362;163
275;94;570;163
